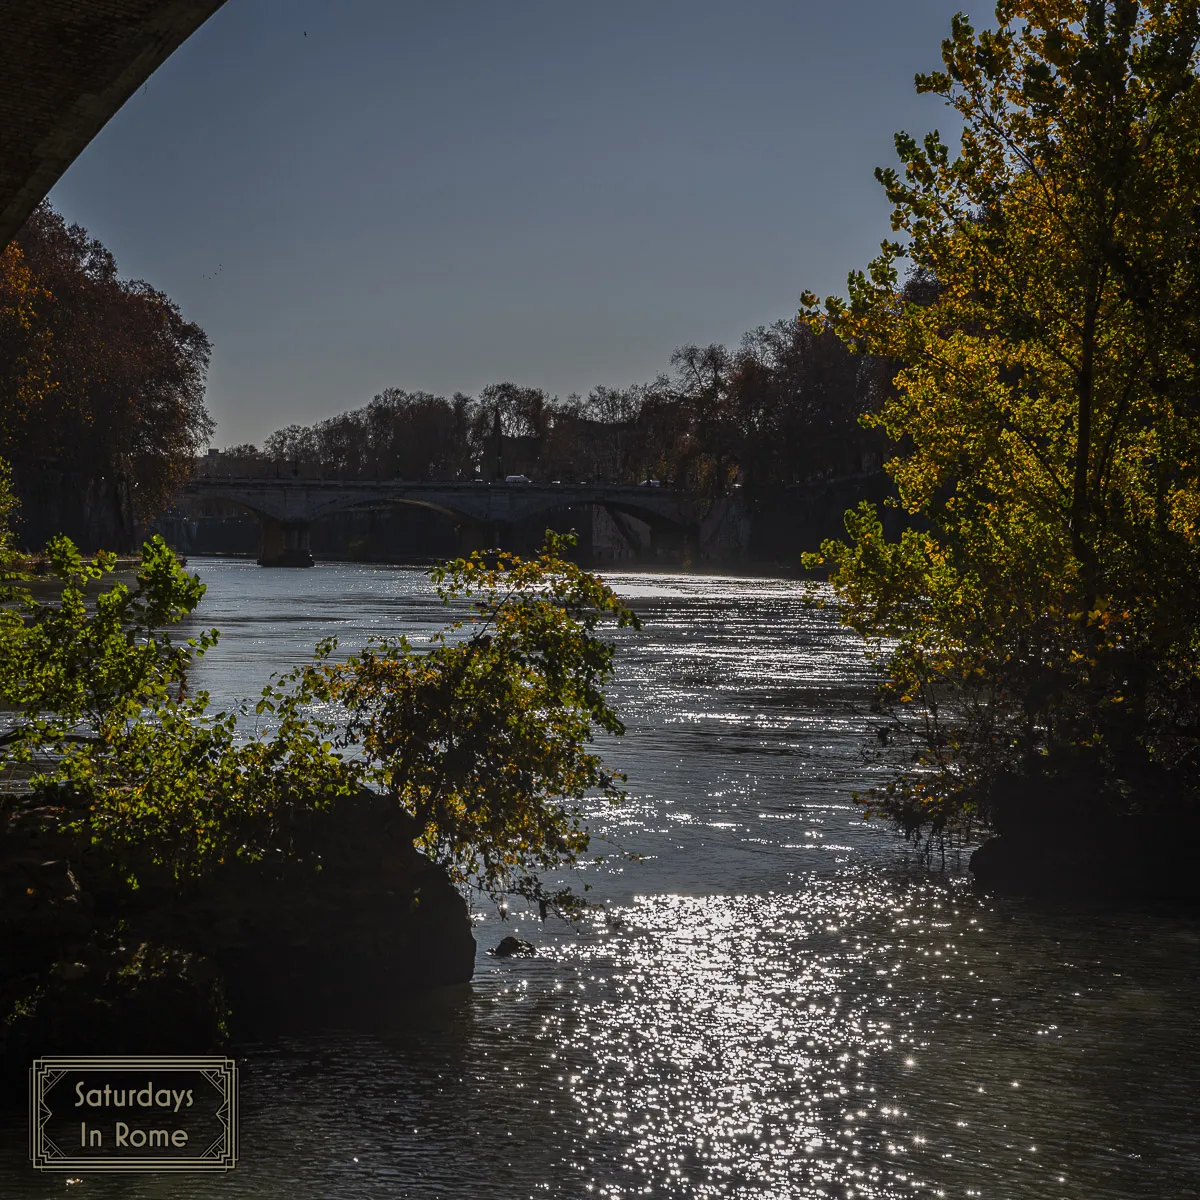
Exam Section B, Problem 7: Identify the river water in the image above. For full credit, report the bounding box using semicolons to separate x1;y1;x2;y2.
3;559;1198;1199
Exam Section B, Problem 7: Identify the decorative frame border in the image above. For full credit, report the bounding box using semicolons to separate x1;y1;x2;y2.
30;1056;238;1172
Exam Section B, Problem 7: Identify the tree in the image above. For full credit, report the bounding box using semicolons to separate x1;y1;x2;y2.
0;204;213;532
803;2;1200;840
479;382;552;441
259;389;478;481
0;242;52;458
668;343;738;496
262;423;317;467
303;533;640;911
726;319;886;501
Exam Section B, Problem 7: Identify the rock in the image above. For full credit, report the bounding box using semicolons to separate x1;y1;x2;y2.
490;935;537;958
970;820;1200;903
177;789;478;1033
0;941;228;1099
0;785;478;1053
968;769;1200;904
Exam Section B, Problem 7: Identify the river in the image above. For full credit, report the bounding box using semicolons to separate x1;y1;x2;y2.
2;559;1198;1198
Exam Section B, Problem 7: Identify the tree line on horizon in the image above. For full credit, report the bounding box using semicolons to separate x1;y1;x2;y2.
211;319;898;502
0;201;903;538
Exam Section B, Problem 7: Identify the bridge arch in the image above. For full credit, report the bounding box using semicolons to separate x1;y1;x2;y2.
301;494;497;564
181;493;318;567
1;2;230;248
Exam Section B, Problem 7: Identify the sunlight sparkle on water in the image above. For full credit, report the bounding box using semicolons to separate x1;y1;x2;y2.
0;563;1187;1199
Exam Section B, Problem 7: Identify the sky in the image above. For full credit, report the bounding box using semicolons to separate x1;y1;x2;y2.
48;0;979;448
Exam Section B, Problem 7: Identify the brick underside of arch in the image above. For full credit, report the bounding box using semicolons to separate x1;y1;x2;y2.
0;0;228;248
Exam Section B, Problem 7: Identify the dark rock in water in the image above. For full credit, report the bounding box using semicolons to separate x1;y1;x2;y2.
1;940;228;1096
490;936;537;958
970;817;1200;904
0;786;477;1093
177;789;477;1034
966;769;1200;904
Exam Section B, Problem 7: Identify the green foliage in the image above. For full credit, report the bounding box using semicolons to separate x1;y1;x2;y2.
281;532;641;915
802;3;1200;839
0;459;17;561
0;522;358;882
0;499;635;914
2;536;212;752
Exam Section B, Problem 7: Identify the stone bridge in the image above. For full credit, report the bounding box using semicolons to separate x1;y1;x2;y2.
181;477;699;565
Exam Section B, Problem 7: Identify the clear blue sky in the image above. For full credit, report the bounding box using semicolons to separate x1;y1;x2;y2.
48;0;978;448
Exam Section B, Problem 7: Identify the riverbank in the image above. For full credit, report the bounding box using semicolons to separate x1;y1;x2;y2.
154;547;826;578
16;552;163;573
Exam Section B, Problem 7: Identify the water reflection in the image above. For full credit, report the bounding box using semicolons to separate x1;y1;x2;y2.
1;563;1197;1198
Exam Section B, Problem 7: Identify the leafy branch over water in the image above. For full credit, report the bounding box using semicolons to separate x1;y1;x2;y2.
1;469;637;918
272;533;640;915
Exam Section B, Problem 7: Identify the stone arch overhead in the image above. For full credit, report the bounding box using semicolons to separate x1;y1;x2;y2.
0;0;230;249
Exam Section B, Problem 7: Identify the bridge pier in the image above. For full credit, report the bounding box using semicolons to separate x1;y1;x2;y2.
455;519;507;558
257;518;314;567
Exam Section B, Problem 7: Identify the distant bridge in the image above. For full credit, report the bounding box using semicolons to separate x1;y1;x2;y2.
180;478;698;565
